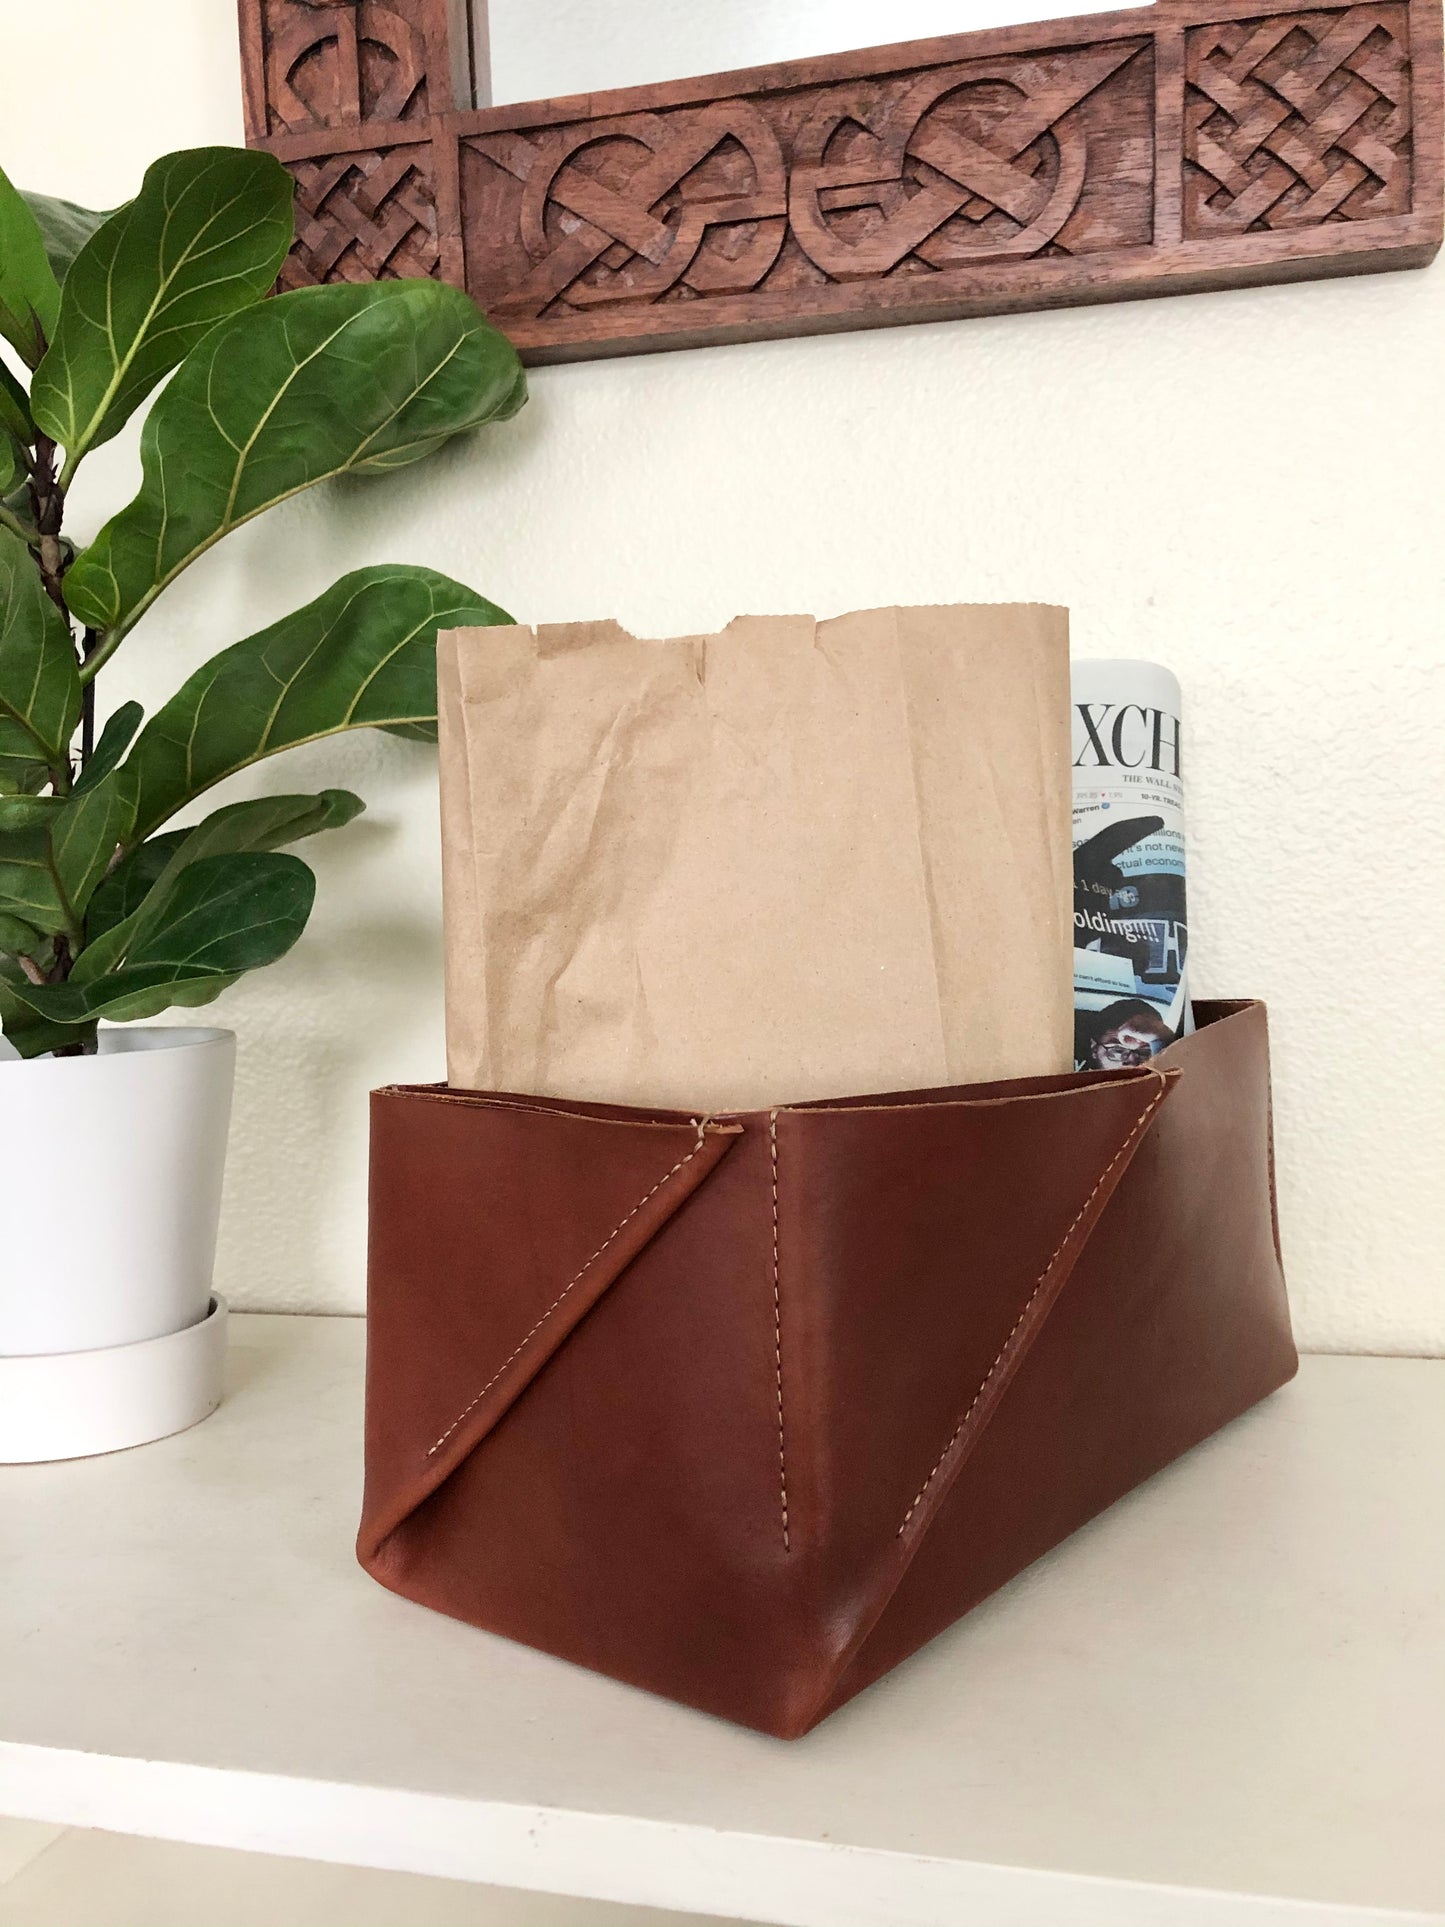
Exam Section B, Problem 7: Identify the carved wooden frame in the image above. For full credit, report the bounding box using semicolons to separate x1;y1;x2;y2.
239;0;1443;363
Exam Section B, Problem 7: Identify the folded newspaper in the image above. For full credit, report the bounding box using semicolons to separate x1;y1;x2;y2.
1071;660;1191;1071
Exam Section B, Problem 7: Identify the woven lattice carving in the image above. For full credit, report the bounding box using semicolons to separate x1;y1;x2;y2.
1184;6;1412;233
281;147;440;287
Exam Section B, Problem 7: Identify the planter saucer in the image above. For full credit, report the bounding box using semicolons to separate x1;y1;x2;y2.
0;1296;228;1464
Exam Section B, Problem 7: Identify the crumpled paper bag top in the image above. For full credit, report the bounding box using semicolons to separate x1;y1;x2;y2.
438;604;1073;1112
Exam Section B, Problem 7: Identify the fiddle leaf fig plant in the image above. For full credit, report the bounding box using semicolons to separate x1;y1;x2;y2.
0;146;525;1058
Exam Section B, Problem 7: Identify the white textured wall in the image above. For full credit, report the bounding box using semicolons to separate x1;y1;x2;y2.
4;2;1443;1351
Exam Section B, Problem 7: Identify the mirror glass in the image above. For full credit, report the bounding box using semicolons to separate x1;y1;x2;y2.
482;0;1142;106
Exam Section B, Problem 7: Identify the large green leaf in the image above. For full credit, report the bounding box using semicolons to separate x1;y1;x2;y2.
82;829;183;943
74;699;143;793
6;965;229;1033
0;524;81;792
0;909;43;958
129;846;313;972
20;189;113;282
65;282;526;636
0;975;79;1058
31;148;294;474
0;793;64;931
0;360;34;447
121;565;509;840
74;788;360;982
0;165;62;367
49;764;137;920
0;769;135;938
4;850;314;1025
0;393;35;518
159;788;362;865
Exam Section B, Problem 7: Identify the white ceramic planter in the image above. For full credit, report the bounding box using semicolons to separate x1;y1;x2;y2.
0;1026;235;1461
0;1296;229;1463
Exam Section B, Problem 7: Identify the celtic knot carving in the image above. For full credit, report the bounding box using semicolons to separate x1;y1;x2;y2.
238;0;1442;362
1184;6;1412;233
468;41;1150;319
471;104;788;317
280;147;440;288
789;45;1141;278
259;0;429;135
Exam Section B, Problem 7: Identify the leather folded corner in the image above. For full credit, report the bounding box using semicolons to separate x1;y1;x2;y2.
800;1006;1294;1732
778;1060;1181;1732
358;1092;741;1561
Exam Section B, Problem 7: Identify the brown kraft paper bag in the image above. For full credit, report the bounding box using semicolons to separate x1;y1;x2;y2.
436;604;1073;1112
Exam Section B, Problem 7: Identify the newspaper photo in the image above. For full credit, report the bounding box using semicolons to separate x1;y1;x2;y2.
1072;660;1191;1072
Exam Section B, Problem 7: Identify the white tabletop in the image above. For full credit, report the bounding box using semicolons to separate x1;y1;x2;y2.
2;1316;1441;1927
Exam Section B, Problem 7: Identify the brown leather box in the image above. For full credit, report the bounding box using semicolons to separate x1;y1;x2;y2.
358;999;1297;1739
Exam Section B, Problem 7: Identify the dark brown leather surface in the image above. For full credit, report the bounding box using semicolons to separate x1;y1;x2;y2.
359;999;1297;1738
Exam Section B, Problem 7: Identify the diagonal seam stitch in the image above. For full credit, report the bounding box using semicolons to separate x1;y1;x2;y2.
424;1117;713;1459
770;1110;790;1552
896;1077;1169;1535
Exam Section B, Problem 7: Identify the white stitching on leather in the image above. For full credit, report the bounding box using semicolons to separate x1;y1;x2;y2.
424;1119;713;1459
770;1110;790;1552
896;1078;1169;1534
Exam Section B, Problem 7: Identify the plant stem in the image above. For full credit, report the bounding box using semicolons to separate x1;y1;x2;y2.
27;435;69;617
20;439;83;794
79;629;100;768
51;1031;98;1058
78;623;125;683
10;417;89;998
42;848;83;951
47;939;96;1055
